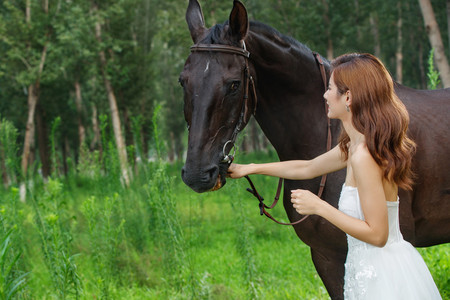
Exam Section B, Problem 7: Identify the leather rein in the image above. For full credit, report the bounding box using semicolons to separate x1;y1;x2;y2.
190;42;331;226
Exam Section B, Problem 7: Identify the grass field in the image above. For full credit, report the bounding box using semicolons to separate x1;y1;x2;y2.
0;151;448;299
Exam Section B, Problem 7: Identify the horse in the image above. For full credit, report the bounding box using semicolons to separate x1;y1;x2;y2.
179;0;450;298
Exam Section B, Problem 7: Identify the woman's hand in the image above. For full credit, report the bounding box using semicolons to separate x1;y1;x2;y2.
290;189;325;216
227;163;251;179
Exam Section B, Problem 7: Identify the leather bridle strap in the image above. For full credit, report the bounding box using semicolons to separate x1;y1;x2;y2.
191;44;250;58
313;52;332;200
190;43;255;158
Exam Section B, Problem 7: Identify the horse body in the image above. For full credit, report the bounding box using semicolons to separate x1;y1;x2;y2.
181;1;449;298
395;85;450;246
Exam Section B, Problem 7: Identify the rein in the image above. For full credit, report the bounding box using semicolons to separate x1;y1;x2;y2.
244;52;331;226
190;43;331;226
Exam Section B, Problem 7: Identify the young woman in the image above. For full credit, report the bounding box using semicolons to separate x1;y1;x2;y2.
227;53;442;299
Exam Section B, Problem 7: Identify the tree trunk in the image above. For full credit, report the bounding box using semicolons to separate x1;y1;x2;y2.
396;1;403;84
74;81;86;149
370;13;381;58
354;0;362;44
21;85;38;180
94;8;131;186
36;104;50;178
322;0;334;60
21;2;48;201
418;0;450;87
90;104;101;151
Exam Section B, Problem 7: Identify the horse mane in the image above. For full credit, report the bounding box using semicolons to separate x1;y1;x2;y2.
200;20;320;62
249;21;314;55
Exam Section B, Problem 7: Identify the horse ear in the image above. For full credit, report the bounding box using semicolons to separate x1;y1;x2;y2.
229;0;249;42
186;0;206;43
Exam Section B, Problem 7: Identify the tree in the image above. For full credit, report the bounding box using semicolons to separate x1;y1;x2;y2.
92;2;131;186
418;0;450;87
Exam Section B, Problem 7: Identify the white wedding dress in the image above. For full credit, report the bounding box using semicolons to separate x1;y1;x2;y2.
338;184;442;300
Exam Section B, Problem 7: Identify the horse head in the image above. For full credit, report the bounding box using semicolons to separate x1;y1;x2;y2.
180;0;256;193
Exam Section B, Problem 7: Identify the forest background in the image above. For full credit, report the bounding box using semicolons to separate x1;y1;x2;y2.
0;0;448;299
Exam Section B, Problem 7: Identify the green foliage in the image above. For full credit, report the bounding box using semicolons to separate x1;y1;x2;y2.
0;229;28;300
427;49;441;90
0;1;449;297
31;177;81;299
0;118;20;186
144;164;188;290
81;193;125;298
0;152;447;298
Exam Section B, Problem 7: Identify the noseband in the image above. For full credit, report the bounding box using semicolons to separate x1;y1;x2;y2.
190;42;331;226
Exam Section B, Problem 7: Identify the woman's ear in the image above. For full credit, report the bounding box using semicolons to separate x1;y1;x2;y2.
345;90;352;107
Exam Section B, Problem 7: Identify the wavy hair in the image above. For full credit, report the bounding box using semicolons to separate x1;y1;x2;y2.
332;53;416;190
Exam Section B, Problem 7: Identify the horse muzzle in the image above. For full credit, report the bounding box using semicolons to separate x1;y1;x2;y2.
181;162;228;193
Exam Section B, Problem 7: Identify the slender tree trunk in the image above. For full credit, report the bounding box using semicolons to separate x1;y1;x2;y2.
36;104;50;178
93;6;131;186
21;85;38;181
354;0;362;45
74;81;86;149
26;0;31;23
21;3;48;201
370;13;381;58
396;1;403;83
90;104;100;150
322;0;334;60
418;0;450;87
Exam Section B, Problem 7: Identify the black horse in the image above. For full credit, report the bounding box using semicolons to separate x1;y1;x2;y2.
180;1;450;298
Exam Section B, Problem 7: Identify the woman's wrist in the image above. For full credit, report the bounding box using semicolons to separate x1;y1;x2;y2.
316;199;330;218
247;163;257;175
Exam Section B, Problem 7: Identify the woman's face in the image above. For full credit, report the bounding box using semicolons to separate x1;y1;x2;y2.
324;73;348;119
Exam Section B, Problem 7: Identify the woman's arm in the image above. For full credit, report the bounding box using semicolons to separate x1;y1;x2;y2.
227;145;346;180
291;146;389;247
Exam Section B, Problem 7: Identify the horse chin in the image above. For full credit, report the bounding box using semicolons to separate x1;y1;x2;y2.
209;174;227;192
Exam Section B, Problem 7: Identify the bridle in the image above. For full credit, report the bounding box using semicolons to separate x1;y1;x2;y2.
190;42;331;226
190;42;256;163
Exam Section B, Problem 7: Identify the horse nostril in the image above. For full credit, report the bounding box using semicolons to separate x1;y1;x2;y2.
204;165;219;182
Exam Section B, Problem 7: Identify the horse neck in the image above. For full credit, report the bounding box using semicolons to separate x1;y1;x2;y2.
246;26;332;160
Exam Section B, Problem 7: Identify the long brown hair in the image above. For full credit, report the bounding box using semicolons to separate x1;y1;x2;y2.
332;53;416;190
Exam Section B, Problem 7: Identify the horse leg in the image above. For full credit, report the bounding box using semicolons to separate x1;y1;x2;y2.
311;247;346;300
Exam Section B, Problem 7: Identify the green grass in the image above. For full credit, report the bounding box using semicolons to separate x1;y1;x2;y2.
0;151;447;299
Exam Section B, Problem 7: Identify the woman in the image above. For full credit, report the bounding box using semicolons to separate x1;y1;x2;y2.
227;53;441;299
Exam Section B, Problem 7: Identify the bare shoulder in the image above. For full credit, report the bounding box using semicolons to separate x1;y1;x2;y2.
350;144;382;177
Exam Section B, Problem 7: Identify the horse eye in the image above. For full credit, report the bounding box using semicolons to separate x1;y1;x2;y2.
230;81;240;92
178;77;185;87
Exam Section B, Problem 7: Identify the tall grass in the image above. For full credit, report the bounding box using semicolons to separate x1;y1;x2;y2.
0;119;447;299
30;177;81;299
